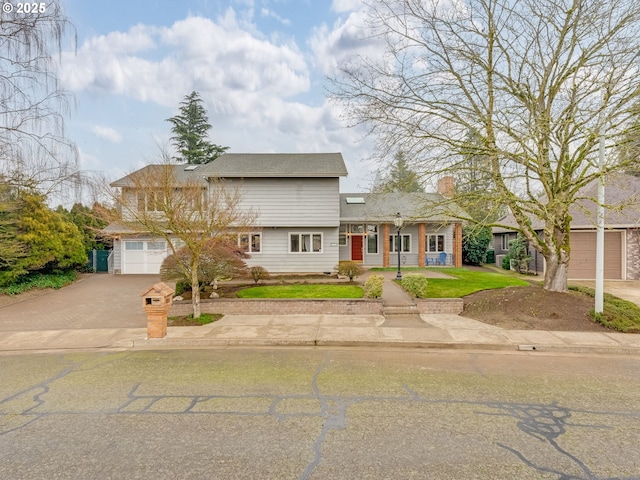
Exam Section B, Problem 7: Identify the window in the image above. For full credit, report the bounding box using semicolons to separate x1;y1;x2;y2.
339;225;347;246
239;233;262;253
389;234;411;253
147;241;166;251
501;234;510;250
426;234;445;252
125;241;144;250
137;191;165;212
367;224;378;254
290;233;322;253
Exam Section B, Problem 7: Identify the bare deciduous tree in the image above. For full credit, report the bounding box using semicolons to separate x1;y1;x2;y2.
331;0;640;292
0;1;78;197
109;156;255;318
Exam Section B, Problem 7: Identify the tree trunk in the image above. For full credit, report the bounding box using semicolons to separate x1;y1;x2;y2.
543;252;569;292
190;264;201;319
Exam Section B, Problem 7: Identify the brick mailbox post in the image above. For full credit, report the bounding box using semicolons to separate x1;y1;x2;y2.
140;282;175;339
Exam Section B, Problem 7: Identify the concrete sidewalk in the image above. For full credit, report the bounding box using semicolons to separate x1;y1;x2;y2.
1;313;639;355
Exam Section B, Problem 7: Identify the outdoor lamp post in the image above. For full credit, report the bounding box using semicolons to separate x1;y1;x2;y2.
394;212;404;280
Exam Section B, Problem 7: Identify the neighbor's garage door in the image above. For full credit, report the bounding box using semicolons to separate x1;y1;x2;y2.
568;231;622;279
123;240;168;274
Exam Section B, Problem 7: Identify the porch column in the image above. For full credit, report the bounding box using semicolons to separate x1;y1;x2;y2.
382;223;390;267
454;222;463;267
418;223;426;266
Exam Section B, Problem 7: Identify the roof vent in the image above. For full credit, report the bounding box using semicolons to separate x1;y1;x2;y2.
184;165;198;171
345;197;366;204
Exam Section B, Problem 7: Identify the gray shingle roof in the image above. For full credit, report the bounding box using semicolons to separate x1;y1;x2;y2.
110;164;208;187
197;153;348;178
339;192;466;223
493;173;640;232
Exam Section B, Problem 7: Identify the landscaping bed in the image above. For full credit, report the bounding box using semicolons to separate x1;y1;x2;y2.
462;285;640;333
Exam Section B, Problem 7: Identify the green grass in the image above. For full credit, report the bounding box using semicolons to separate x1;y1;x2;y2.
0;271;78;295
236;284;364;299
422;267;530;298
570;285;640;333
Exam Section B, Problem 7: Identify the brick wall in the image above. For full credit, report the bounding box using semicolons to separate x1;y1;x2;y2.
415;298;464;314
170;298;385;316
627;229;640;280
169;298;463;316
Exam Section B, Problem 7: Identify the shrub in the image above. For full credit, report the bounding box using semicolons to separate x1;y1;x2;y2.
501;254;511;270
336;261;363;281
250;266;270;284
363;274;384;298
508;235;531;273
400;273;428;298
462;226;492;265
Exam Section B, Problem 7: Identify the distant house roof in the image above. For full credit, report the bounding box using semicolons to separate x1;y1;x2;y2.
493;173;640;233
339;192;466;223
197;153;348;178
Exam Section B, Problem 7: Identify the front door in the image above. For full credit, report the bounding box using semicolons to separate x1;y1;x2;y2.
351;235;363;262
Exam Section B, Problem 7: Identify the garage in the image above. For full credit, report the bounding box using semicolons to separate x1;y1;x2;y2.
568;231;623;280
122;239;170;274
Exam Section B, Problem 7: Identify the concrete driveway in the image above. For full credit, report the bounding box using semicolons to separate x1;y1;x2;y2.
0;274;164;331
570;280;640;307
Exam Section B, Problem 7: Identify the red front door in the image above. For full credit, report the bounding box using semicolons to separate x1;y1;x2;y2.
351;235;363;262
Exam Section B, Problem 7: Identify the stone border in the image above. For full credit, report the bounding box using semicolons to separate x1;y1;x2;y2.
170;297;464;316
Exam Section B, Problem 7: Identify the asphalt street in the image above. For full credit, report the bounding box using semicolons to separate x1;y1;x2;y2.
1;348;639;479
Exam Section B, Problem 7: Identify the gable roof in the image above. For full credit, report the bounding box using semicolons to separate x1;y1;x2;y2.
339;192;466;223
110;164;209;188
493;173;640;233
197;153;348;178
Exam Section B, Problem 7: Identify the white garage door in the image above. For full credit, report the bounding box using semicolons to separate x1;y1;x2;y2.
568;231;623;280
123;240;169;274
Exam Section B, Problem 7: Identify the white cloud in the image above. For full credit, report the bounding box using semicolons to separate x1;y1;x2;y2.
58;11;309;108
309;8;382;76
331;0;361;13
260;7;291;25
92;125;122;143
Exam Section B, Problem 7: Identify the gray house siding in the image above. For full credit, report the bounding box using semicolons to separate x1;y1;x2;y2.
223;178;340;227
244;227;339;273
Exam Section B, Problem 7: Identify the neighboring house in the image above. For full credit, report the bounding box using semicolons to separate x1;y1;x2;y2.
105;153;463;274
492;173;640;280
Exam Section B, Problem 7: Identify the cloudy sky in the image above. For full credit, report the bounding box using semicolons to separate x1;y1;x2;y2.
57;0;383;194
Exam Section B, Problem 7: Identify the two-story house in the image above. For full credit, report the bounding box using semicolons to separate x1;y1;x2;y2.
105;153;463;274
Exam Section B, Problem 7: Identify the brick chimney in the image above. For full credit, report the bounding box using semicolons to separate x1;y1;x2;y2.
437;176;454;198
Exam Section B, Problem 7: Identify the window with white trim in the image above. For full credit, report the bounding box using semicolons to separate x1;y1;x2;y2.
426;234;445;252
290;233;322;253
367;224;378;254
125;241;144;250
147;241;166;251
239;233;262;253
339;225;347;246
389;234;411;253
137;191;165;212
501;234;510;250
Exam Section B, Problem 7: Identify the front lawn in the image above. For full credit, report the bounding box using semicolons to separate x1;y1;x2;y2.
423;268;530;298
236;284;364;299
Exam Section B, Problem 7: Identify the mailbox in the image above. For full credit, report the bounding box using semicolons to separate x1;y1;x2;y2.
140;282;175;338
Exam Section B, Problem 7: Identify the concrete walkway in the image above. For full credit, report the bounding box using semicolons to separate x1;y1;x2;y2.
1;272;639;356
1;313;639;355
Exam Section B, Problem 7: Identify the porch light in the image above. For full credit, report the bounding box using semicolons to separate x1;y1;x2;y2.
394;213;403;280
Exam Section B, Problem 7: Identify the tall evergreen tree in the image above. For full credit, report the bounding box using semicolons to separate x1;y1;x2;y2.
166;91;228;164
373;151;423;193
